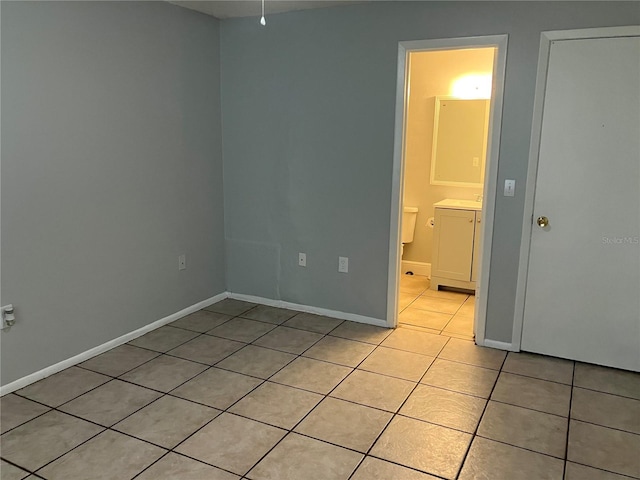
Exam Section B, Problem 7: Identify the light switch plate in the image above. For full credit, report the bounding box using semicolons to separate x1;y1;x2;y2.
504;179;516;197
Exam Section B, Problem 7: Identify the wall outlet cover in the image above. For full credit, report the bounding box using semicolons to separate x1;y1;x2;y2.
338;256;349;273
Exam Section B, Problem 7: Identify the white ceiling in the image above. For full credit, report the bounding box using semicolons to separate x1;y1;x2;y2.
168;1;364;19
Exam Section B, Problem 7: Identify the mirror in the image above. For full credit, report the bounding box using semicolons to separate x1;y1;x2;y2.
430;96;490;187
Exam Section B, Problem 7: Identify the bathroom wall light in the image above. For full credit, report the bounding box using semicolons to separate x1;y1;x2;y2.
260;0;266;26
451;74;492;99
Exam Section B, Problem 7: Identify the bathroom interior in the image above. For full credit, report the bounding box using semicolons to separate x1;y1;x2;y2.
398;47;495;340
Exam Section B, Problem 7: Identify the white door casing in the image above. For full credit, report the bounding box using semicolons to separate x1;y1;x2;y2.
388;35;508;349
515;27;640;371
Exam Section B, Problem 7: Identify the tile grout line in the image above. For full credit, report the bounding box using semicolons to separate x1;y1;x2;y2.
239;323;410;479
562;361;576;480
453;349;508;480
137;312;341;478
344;335;454;480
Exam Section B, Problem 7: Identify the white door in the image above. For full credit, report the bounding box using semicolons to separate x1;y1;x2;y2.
521;31;640;371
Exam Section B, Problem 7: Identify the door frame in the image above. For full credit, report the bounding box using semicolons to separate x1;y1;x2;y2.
387;35;508;348
512;26;640;350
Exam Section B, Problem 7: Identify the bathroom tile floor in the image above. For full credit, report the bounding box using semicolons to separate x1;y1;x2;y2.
399;274;475;340
2;298;639;479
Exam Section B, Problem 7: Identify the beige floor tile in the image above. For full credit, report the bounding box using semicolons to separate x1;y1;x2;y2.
0;411;103;471
39;430;165;480
459;437;564;480
135;453;240;480
269;357;352;394
421;289;469;301
240;305;298;324
398;323;443;336
216;345;296;379
571;387;640;434
574;363;640;400
440;330;476;342
229;382;322;429
303;336;376;367
16;367;110;407
381;328;449;356
283;312;343;334
565;462;631;480
438;338;506;370
399;308;452;330
247;433;362;480
399;292;417;311
421;359;498;398
329;321;392;345
253;326;323;354
59;379;161;426
503;352;574;385
171;367;262;409
120;355;207;392
207;317;276;343
358;346;434;382
400;384;486;433
442;314;474;336
331;370;415;412
568;420;640;478
0;394;50;434
370;415;471;479
114;396;220;448
491;372;571;416
167;335;244;365
457;298;476;317
295;397;392;452
399;275;430;295
410;296;465;315
79;344;159;377
175;413;286;476
204;298;256;316
478;401;567;458
351;457;440;480
1;460;30;480
128;326;199;353
169;310;232;333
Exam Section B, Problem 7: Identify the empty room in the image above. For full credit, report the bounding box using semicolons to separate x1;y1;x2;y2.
1;1;639;479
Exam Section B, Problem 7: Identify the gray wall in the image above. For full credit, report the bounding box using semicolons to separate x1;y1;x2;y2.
220;2;639;339
1;1;225;385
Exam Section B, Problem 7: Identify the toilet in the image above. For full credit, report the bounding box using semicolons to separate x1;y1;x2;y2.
401;206;418;257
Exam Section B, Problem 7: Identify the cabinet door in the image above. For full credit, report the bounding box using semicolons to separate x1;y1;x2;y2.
471;212;482;282
432;208;475;281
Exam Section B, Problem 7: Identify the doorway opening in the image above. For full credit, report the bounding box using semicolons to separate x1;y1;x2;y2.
387;36;508;348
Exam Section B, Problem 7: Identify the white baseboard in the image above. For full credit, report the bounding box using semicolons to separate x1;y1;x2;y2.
0;292;228;396
480;338;518;352
401;261;431;278
2;291;391;395
228;292;389;328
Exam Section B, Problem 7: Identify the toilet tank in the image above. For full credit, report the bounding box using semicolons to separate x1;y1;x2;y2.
402;207;419;243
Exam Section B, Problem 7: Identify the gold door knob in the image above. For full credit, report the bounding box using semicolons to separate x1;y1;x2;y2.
536;216;549;228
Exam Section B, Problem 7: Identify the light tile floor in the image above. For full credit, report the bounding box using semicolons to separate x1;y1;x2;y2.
399;274;475;341
1;298;639;479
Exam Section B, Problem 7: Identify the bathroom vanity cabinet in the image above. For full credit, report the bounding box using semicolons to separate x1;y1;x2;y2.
431;200;482;291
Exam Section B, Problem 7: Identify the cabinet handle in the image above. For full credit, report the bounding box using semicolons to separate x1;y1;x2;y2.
477;218;481;223
468;218;473;222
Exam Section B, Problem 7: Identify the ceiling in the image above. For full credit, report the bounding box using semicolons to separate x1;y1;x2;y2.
168;1;364;19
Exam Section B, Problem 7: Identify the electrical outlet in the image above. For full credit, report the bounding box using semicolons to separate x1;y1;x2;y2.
338;256;349;273
298;253;307;267
178;254;186;270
